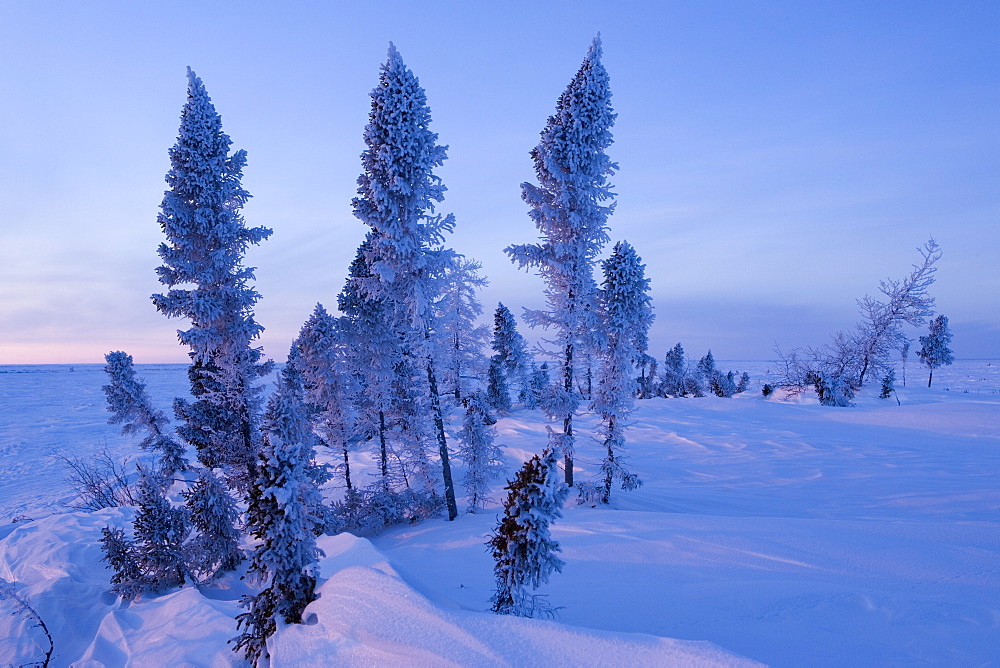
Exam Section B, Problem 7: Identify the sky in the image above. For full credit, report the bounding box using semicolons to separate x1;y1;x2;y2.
1;1;997;364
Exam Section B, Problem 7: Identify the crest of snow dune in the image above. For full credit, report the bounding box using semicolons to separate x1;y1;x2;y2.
270;533;756;666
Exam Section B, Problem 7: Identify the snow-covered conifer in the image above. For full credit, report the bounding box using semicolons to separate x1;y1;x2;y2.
100;525;143;600
152;69;272;490
338;233;402;484
591;241;650;503
492;302;532;405
103;351;188;475
132;467;189;594
486;357;512;413
879;368;897;400
434;257;490;403
489;446;568;617
457;392;505;512
234;360;324;665
505;37;617;486
293;304;356;490
660;343;687;397
917;314;954;387
352;44;459;519
697;350;717;380
183;468;242;581
525;362;550;409
736;371;750;394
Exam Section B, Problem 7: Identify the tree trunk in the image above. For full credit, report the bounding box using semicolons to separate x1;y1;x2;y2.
563;342;574;487
342;441;352;490
602;415;616;504
378;410;388;479
928;369;933;388
426;357;458;520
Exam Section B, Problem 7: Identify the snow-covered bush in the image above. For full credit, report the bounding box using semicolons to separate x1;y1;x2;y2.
879;369;898;402
489;447;568;618
61;447;138;510
808;372;855;407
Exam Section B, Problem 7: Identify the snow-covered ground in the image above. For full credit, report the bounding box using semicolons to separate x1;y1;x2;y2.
1;360;998;665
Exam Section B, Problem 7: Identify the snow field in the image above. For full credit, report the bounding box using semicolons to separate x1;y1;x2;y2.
0;361;998;665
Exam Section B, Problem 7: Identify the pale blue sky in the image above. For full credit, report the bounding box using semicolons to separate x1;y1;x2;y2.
1;1;997;363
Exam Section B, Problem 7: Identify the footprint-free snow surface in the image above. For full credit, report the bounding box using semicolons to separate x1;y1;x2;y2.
1;361;998;666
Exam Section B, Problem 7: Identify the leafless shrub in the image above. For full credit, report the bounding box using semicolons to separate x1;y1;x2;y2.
58;446;139;510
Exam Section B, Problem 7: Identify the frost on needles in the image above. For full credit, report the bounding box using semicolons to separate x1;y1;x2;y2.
152;67;273;490
506;35;617;487
351;44;461;520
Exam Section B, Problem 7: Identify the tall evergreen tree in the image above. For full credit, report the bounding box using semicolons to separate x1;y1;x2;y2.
338;233;401;485
489;447;568;618
491;302;532;406
591;241;651;503
434;257;490;403
152;68;272;491
102;350;188;475
506;36;617;486
234;360;324;665
660;343;687;397
294;304;357;490
486;356;512;413
918;314;954;387
352;44;459;520
456;392;505;513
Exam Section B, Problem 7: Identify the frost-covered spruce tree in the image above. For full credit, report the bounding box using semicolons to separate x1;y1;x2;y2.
182;468;242;581
492;302;532;405
506;37;616;487
352;44;459;520
489;446;569;617
102;351;188;475
918;314;954;387
591;241;651;503
293;304;357;490
525;362;550;409
152;68;272;491
234;360;324;665
338;233;402;486
132;467;189;594
696;350;716;381
486;357;512;413
457;392;505;513
434;257;490;403
660;343;686;397
100;525;144;600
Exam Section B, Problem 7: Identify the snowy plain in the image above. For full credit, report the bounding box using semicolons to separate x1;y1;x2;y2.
1;360;998;666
